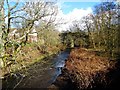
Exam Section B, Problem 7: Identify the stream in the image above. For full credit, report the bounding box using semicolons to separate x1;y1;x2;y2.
13;49;71;89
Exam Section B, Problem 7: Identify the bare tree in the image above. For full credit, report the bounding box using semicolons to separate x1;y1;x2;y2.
18;1;58;44
82;15;96;49
0;0;59;74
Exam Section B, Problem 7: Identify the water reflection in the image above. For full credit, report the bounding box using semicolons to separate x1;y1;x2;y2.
16;49;70;88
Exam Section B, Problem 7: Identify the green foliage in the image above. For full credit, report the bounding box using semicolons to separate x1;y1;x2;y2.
36;22;61;48
60;30;89;48
92;2;118;58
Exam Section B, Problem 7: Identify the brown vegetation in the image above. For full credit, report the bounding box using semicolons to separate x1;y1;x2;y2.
64;48;116;89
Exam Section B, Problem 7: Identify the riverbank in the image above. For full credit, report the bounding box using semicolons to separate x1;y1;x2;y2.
49;48;120;89
1;43;63;77
2;49;71;89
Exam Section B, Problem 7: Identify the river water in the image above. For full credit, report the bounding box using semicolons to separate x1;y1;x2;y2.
15;49;70;88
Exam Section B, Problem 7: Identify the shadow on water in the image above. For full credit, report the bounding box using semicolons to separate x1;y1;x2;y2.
2;49;71;90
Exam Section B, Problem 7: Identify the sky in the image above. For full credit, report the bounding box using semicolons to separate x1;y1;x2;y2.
61;2;100;14
56;2;101;31
4;0;104;31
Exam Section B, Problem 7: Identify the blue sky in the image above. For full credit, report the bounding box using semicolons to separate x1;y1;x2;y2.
4;0;102;31
4;1;101;15
61;2;101;14
57;2;102;31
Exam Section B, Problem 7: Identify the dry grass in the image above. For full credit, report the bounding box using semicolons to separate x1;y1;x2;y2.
65;48;115;89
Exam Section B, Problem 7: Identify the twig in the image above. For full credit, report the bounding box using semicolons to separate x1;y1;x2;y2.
13;74;24;89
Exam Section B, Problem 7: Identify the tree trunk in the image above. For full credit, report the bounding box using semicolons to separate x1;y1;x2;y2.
0;0;5;68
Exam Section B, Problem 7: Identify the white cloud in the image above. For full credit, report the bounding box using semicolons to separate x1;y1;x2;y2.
56;7;93;31
65;7;92;22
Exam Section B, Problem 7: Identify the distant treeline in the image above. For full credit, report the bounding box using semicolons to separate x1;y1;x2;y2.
60;2;119;59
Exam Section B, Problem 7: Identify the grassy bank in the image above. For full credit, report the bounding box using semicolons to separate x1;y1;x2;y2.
2;42;65;89
1;42;63;77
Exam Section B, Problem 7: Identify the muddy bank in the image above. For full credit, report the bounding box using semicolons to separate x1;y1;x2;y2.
49;48;120;90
